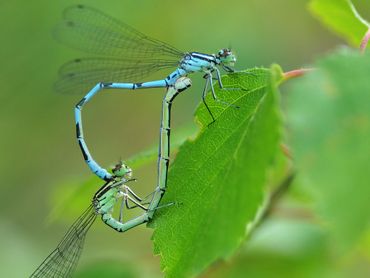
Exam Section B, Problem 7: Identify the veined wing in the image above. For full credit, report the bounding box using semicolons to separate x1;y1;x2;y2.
54;57;179;95
54;5;184;59
30;205;97;278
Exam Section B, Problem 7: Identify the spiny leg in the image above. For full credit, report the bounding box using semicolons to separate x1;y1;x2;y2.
210;70;240;109
201;76;216;123
215;67;224;88
141;188;161;203
119;185;146;222
125;186;143;202
124;194;148;211
148;202;176;211
222;64;257;76
128;186;167;209
215;66;255;91
222;64;235;73
119;193;148;222
124;188;165;212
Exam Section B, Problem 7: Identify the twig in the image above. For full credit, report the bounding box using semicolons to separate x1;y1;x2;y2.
260;172;296;223
347;0;370;53
283;68;314;81
360;29;370;53
246;171;296;238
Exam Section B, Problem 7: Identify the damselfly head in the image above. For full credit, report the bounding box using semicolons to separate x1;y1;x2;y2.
217;48;236;66
112;160;132;179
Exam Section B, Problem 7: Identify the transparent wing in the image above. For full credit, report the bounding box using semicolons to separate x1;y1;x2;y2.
55;57;178;95
30;205;96;278
54;5;184;59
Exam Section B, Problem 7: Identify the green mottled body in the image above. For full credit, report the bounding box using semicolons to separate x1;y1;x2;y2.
93;180;150;232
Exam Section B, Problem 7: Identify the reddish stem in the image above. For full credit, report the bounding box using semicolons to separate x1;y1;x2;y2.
283;68;314;81
280;143;292;160
360;28;370;54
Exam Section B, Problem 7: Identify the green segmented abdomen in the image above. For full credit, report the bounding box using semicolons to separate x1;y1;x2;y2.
101;213;149;232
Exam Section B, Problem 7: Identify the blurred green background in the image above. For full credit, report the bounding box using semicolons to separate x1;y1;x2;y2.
1;0;366;277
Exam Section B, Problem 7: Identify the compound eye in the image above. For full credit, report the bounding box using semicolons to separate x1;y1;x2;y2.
219;49;230;57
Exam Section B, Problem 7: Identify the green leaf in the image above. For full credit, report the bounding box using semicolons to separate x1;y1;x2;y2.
151;66;283;277
286;48;370;250
309;0;369;46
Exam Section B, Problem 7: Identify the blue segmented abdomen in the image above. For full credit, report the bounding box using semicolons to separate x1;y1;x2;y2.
76;132;113;181
75;103;113;181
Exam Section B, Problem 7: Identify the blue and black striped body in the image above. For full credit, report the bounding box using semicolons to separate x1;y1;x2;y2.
180;52;218;73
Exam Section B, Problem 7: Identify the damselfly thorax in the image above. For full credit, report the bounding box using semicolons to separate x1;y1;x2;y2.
180;52;218;73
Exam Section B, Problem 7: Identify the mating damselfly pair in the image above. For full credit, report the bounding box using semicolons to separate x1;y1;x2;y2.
30;78;191;277
31;4;240;277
